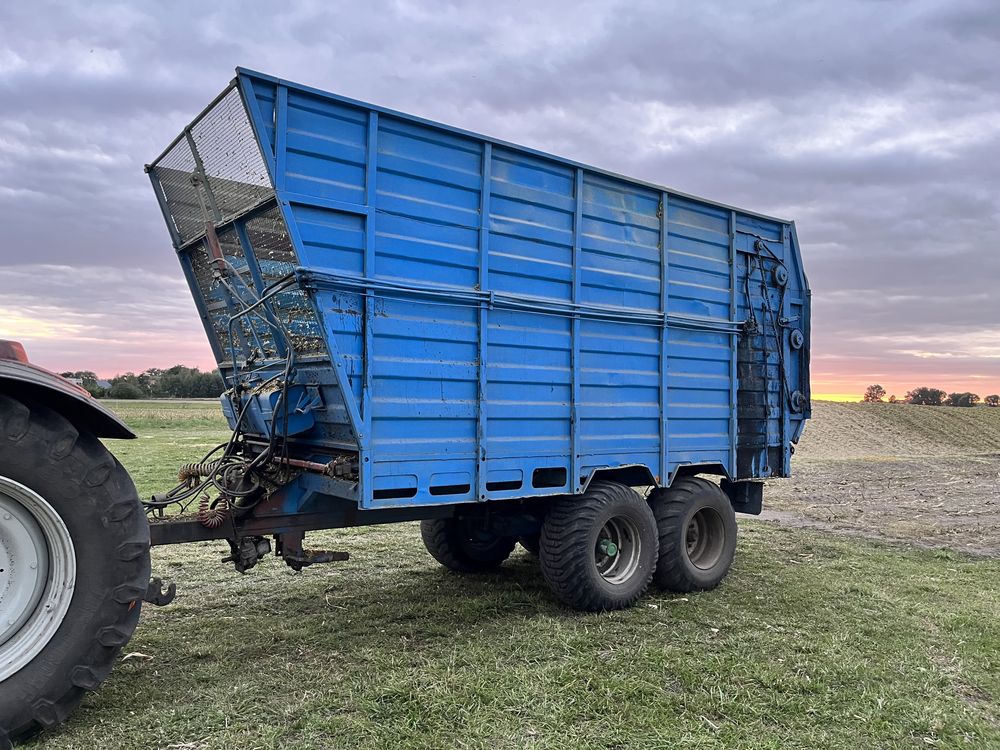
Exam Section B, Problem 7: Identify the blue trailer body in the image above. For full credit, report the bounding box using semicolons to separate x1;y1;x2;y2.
148;69;810;514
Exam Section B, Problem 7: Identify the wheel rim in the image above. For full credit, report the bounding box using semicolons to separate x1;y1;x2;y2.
685;507;725;570
595;515;642;585
0;476;76;682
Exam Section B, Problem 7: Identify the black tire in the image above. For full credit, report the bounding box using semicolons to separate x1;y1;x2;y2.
420;518;517;572
539;481;658;611
649;476;737;592
0;394;150;743
518;534;540;556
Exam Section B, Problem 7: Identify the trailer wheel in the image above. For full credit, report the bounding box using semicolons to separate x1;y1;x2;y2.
649;477;737;592
420;518;517;572
539;481;657;611
0;394;150;743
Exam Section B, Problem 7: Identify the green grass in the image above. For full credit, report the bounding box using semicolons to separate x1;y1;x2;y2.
27;401;1000;749
101;399;231;500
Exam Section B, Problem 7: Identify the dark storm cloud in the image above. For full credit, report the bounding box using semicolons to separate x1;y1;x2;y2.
0;0;997;391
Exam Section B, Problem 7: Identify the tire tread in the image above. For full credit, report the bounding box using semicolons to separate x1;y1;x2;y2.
539;481;657;611
650;476;736;593
0;394;150;743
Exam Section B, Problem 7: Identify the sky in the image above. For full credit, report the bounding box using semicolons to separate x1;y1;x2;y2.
0;0;997;401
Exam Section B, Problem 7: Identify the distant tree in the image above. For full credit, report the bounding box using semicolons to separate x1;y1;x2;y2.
83;382;107;398
888;395;897;403
985;395;1000;407
60;370;98;383
862;384;886;403
946;392;980;407
108;381;144;399
152;365;225;398
906;387;947;406
59;370;106;398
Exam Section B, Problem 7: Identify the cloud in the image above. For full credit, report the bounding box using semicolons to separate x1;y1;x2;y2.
0;0;997;396
0;265;211;376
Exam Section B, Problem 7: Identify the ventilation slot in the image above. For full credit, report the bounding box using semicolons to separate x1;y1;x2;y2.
531;467;567;489
486;480;523;492
373;487;418;501
429;483;472;497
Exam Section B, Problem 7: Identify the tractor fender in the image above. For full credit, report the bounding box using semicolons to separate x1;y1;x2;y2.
0;358;135;439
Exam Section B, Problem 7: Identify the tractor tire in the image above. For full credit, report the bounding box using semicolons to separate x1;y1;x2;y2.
539;481;657;611
649;476;737;592
0;394;150;743
420;518;517;572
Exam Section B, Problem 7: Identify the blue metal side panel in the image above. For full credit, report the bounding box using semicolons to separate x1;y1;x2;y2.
487;147;573;491
663;196;736;474
489;147;575;301
215;70;812;510
577;173;662;479
240;73;367;457
369;117;484;505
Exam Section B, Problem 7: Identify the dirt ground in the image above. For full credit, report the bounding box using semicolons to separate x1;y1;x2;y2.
759;401;1000;556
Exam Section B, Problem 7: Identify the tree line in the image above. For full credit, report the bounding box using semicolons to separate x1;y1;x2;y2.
61;365;225;399
863;384;999;407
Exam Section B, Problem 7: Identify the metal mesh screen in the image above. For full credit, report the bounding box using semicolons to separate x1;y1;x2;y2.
151;85;274;247
245;207;326;357
153;137;206;244
186;236;282;362
153;82;324;364
216;228;280;360
187;242;237;355
190;87;273;221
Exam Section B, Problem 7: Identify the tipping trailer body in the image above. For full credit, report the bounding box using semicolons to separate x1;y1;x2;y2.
147;69;810;516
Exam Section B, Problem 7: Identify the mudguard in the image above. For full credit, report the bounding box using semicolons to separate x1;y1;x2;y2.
0;358;135;439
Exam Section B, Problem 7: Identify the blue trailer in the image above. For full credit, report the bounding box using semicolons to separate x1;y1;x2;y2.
0;69;809;739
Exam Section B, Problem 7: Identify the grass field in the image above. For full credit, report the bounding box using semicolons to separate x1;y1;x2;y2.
27;401;1000;749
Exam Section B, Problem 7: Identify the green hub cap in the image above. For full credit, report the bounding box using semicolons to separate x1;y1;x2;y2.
594;516;641;584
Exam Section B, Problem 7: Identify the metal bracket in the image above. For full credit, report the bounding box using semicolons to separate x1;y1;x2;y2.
276;530;350;571
144;577;177;607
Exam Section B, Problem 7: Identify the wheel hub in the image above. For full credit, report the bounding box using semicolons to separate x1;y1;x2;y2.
684;507;725;570
0;497;48;648
595;516;641;584
0;476;76;682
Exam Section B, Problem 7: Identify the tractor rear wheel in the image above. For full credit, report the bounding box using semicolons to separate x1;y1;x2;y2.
0;394;150;743
420;518;517;572
649;476;737;592
539;481;658;611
